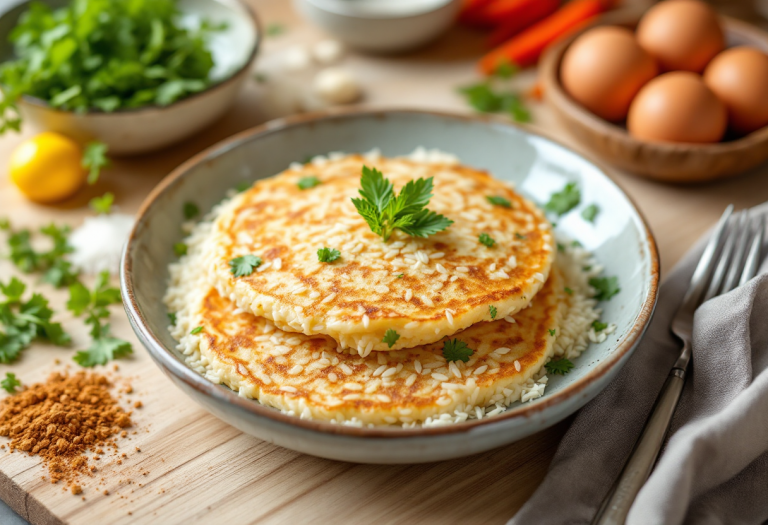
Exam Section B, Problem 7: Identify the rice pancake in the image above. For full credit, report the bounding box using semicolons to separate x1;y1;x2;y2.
170;259;566;426
203;153;555;354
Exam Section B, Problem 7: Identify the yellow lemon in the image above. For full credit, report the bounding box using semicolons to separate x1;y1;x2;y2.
9;132;87;203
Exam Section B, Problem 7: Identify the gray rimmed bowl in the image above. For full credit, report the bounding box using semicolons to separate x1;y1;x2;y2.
121;108;659;464
0;0;260;156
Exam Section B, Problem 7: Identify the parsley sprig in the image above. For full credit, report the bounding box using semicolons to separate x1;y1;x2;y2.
545;182;581;216
489;305;497;319
0;277;71;363
229;255;263;277
298;176;321;190
442;339;473;363
351;166;453;242
5;221;79;288
82;142;110;184
479;233;496;247
317;248;340;263
545;358;574;375
89;192;114;214
1;372;21;394
590;277;620;301
382;329;400;348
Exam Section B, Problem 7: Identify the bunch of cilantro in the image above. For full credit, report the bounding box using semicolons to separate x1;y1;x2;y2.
0;0;222;133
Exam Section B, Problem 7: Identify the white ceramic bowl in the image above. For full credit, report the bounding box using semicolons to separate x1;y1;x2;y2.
0;0;260;156
123;109;659;464
292;0;461;53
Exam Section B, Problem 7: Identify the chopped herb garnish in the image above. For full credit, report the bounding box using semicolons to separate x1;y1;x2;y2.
557;242;565;252
592;320;608;332
190;326;203;335
581;204;599;223
545;182;581;216
571;240;582;247
457;82;530;123
1;372;21;393
173;243;188;257
351;166;453;242
396;274;404;279
545;358;574;375
82;142;110;184
167;312;177;325
564;287;573;295
489;305;497;319
583;266;592;272
548;329;556;336
317;247;341;263
235;181;251;193
6;224;79;288
229;255;263;277
486;195;512;208
493;60;518;79
297;176;321;190
89;192;114;215
590;276;620;301
66;271;122;336
266;23;286;37
183;202;200;220
442;339;473;363
382;329;400;349
515;232;526;240
0;277;71;363
73;323;132;367
479;233;496;247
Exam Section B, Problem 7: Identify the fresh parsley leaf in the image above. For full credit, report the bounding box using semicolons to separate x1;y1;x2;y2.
351;166;453;241
493;60;518;79
67;271;122;339
183;202;200;220
6;224;79;288
73;323;132;367
478;233;496;247
382;329;400;348
317;248;340;263
0;218;11;230
545;183;581;216
229;255;263;277
167;312;177;325
545;358;574;375
174;243;188;257
564;287;573;295
590;276;620;301
190;326;203;335
486;195;512;208
298;176;321;190
266;23;286;37
571;240;583;247
582;204;600;223
557;242;565;252
0;279;71;363
89;192;114;214
82;142;110;184
592;320;608;332
235;181;251;193
548;329;556;336
458;82;530;123
396;274;404;279
489;305;497;319
1;372;21;393
442;339;473;363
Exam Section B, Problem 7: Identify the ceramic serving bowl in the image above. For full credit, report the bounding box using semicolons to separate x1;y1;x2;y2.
540;10;768;183
292;0;461;54
121;108;659;464
0;0;260;156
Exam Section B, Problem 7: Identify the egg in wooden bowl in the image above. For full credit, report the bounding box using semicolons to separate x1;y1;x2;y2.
540;7;768;183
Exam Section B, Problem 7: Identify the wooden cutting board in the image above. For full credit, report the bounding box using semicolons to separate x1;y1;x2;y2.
2;1;768;523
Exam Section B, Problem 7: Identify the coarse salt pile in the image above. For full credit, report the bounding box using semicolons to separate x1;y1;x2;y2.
69;213;134;275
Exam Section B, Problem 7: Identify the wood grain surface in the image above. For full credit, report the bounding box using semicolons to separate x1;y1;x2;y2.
2;1;768;523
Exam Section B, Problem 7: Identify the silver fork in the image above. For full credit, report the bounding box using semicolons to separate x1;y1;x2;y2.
592;205;766;525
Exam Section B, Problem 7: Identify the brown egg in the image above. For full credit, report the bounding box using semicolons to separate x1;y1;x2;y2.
636;0;724;72
560;26;658;121
704;46;768;135
627;71;727;143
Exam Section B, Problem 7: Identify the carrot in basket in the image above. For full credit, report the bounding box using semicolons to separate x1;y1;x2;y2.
479;0;607;73
486;0;561;48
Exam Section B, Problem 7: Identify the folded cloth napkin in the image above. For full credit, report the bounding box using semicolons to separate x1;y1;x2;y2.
511;206;768;525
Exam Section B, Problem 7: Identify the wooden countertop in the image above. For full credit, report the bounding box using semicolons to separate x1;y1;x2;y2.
1;1;768;523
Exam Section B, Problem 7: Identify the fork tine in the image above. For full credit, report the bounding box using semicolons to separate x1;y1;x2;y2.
722;211;752;293
740;215;765;286
703;215;738;302
681;204;733;309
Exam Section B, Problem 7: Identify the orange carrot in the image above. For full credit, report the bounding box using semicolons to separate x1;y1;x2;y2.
479;0;606;73
459;0;499;26
486;0;560;48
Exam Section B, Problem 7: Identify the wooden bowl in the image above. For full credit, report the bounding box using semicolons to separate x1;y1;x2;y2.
540;9;768;183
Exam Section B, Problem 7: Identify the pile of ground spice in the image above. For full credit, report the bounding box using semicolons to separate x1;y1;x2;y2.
0;371;132;493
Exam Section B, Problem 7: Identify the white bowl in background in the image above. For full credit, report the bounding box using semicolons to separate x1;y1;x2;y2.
292;0;461;53
0;0;261;156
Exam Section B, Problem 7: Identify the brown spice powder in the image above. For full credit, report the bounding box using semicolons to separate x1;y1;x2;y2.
0;372;132;491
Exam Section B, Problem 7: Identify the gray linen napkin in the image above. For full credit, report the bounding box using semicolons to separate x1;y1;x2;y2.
511;208;768;525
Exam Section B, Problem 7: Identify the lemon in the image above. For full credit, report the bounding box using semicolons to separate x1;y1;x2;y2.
10;132;87;203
